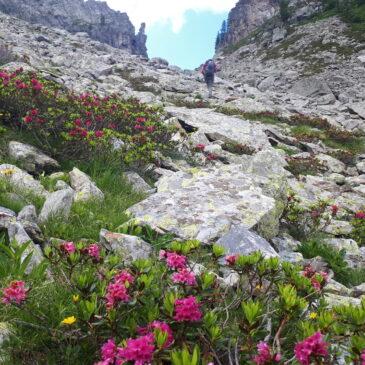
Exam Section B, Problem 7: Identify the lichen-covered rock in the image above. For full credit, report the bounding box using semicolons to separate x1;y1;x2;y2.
99;229;152;264
69;167;104;202
17;205;38;224
127;164;284;242
325;293;362;308
323;238;360;255
38;188;75;223
217;225;278;258
8;141;59;174
0;164;48;198
124;171;155;195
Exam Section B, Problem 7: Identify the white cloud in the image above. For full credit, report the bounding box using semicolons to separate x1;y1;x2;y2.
105;0;237;32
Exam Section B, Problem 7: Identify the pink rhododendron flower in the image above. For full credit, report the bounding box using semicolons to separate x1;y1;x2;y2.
136;117;146;123
331;204;339;216
118;334;155;364
95;339;124;365
23;115;33;123
253;342;281;365
294;332;329;365
159;250;167;259
146;126;155;133
166;252;187;270
74;118;82;127
172;268;197;286
87;244;100;261
355;211;365;219
195;144;206;151
31;78;43;91
114;270;134;285
361;349;365;365
174;296;202;322
2;281;27;305
226;255;237;266
95;130;104;138
105;282;130;309
134;124;143;130
138;321;174;348
60;241;76;255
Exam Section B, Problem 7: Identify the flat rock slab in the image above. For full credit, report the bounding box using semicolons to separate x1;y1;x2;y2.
127;164;282;243
165;106;271;152
69;167;104;202
348;102;365;119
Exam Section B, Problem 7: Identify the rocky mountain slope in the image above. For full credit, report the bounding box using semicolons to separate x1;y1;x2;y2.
0;0;147;57
0;3;365;331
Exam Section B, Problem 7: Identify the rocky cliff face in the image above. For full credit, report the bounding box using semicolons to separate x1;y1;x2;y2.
218;0;322;50
0;0;147;57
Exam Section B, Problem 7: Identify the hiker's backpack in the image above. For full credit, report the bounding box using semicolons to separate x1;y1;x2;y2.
205;60;215;76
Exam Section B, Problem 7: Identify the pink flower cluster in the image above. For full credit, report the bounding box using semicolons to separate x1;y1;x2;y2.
105;271;134;309
226;254;238;266
172;268;197;286
60;241;76;255
2;281;27;305
361;349;365;365
159;250;187;270
355;211;365;219
294;332;328;365
174;296;202;322
253;342;281;365
303;266;328;291
87;244;101;261
96;321;173;365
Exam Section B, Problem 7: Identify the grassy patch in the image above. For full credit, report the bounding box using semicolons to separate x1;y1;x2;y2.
41;157;145;241
298;239;365;287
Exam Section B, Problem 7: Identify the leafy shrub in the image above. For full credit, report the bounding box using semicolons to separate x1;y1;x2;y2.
298;239;365;287
2;238;365;364
0;68;174;164
285;155;325;177
351;211;365;246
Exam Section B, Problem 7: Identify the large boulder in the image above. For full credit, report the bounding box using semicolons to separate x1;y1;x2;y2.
38;188;75;223
69;168;104;202
124;171;155;195
8;141;59;174
165;106;271;152
348;102;365;119
99;229;152;264
217;225;278;258
290;77;335;99
17;205;38;223
127;164;284;242
0;164;48;198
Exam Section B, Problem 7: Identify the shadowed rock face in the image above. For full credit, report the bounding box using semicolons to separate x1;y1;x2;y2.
0;0;147;57
219;0;279;49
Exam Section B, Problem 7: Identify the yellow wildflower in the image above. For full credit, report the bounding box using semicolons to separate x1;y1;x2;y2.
72;295;80;303
61;316;77;325
0;168;15;176
309;312;317;319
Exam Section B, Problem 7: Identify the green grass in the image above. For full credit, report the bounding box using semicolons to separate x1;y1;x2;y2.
298;239;365;287
41;157;145;241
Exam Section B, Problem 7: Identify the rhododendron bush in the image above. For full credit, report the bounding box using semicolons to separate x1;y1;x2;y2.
1;239;365;364
0;68;173;163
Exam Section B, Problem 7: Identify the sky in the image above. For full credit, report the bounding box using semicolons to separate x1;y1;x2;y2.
104;0;237;69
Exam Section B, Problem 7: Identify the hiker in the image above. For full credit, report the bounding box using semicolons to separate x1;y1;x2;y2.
201;59;218;98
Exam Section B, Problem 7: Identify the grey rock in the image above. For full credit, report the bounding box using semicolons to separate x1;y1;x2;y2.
272;27;287;43
323;238;360;255
217;225;278;258
290;77;334;98
99;229;152;264
325;279;352;296
8;141;59;174
17;205;37;223
324;220;353;236
349;101;365;119
279;251;304;264
325;293;362;308
49;172;68;180
356;161;365;174
55;180;70;191
39;188;74;223
124;171;155;195
315;154;346;174
352;283;365;297
258;76;275;92
0;206;16;218
271;233;301;252
7;222;44;272
69;167;104;202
